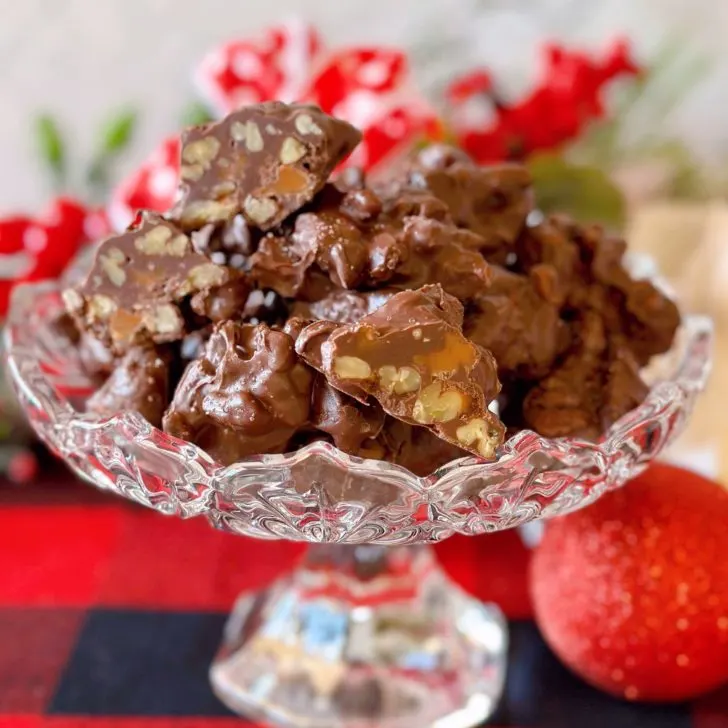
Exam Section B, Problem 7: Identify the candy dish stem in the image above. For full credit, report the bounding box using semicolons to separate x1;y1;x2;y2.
210;543;507;727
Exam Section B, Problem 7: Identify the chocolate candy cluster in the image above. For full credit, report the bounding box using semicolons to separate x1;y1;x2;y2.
63;102;680;474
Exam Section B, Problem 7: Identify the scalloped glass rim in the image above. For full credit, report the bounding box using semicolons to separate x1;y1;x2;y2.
4;280;714;543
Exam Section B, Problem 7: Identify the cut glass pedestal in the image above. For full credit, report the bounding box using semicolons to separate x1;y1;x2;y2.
211;544;506;728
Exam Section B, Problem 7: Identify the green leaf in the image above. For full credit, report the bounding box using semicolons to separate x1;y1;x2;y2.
84;108;138;199
34;113;66;182
99;108;137;155
181;101;215;127
529;154;626;229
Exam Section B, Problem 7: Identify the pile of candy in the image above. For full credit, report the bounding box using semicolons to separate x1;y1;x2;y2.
61;102;679;475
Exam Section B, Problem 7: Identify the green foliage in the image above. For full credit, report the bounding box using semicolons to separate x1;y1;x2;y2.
98;108;138;155
34;114;66;188
529;154;626;229
32;107;139;201
86;108;138;197
181;101;215;127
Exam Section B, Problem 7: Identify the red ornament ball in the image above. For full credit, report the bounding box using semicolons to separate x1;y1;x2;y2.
530;463;728;702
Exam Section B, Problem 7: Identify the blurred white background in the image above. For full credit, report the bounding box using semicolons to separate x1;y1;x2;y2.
1;0;727;210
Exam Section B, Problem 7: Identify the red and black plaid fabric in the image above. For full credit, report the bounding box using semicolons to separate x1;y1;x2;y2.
1;469;727;728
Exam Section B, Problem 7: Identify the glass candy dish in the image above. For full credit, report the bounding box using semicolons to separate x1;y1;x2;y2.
6;281;713;728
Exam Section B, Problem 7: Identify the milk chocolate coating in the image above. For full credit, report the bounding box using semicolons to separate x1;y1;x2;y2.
515;215;584;305
309;376;386;453
50;311;81;345
64;211;239;353
172;102;362;231
388;216;492;301
403;146;533;262
190;277;250;322
163;321;313;464
86;345;172;428
518;215;680;365
522;313;649;439
282;317;386;452
297;285;505;460
249;184;410;298
465;266;569;380
372;418;469;476
292;318;367;403
622;280;682;365
250;183;491;302
292;413;468;477
52;108;681;466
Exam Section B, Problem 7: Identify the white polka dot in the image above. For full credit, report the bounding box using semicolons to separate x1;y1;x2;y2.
148;167;179;199
453;96;497;130
381;114;408;138
0;252;33;278
259;30;279;55
356;59;393;88
23;226;48;253
83;213;107;240
43;208;63;227
232;49;264;80
278;21;318;101
150;140;178;167
333;90;383;129
344;145;366;168
232;86;264;108
107;200;134;233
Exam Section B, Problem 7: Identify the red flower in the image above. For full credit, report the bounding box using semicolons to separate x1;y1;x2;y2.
448;39;641;163
0;198;107;317
302;47;409;114
194;20;322;115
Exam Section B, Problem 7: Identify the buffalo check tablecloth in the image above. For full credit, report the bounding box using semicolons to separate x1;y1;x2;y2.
1;468;727;728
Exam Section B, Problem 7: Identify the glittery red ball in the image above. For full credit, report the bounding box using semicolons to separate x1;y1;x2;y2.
530;464;728;702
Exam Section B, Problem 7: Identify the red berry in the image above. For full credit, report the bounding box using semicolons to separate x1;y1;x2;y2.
530;464;728;702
